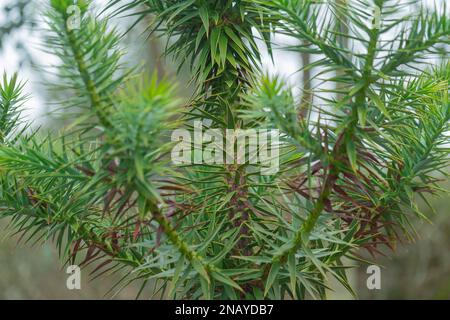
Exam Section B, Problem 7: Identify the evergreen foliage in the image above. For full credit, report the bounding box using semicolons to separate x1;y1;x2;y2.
0;0;448;299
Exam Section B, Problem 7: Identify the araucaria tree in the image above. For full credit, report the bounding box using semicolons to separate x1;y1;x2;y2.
0;0;449;299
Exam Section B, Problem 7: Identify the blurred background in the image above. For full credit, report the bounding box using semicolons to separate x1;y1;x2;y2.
0;0;448;299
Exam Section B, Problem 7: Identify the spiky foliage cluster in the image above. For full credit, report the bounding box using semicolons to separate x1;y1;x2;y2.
0;0;449;299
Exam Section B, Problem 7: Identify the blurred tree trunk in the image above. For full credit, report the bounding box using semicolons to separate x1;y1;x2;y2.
335;0;349;101
299;45;312;118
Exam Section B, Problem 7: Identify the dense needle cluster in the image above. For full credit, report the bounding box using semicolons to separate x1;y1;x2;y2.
0;0;449;299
